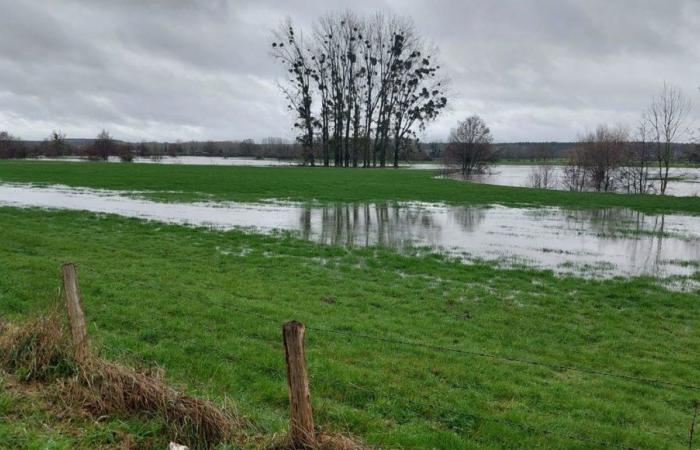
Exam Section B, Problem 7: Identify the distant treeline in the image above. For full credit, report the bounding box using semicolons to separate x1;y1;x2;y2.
421;141;699;163
419;142;580;161
1;131;698;163
0;133;304;160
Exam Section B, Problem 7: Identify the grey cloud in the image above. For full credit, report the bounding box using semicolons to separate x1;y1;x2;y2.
0;0;698;143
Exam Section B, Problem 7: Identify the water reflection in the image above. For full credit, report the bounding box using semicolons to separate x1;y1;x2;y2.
0;182;698;278
301;203;473;249
464;165;700;197
24;156;297;167
295;201;698;277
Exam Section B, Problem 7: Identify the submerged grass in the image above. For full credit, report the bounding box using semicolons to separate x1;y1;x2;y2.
0;206;699;448
1;160;699;214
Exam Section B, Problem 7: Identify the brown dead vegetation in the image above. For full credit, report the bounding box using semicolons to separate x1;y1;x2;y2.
0;309;75;381
0;311;366;450
0;312;239;449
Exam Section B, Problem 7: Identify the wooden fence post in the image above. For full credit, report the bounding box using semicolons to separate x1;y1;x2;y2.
282;320;316;447
61;263;90;363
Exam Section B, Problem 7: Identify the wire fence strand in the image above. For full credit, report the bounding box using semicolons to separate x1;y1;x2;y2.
222;302;700;391
218;303;694;448
219;359;628;448
304;324;700;392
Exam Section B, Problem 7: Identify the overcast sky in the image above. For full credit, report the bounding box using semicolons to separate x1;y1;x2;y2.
1;0;698;143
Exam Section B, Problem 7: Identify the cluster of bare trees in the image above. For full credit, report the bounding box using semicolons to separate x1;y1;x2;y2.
563;125;628;192
563;83;693;194
645;83;693;194
528;145;557;189
442;115;494;176
84;130;117;160
0;130;77;159
271;12;448;168
0;131;26;159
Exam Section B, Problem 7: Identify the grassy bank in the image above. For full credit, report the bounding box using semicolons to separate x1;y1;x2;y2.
0;160;699;214
1;206;698;448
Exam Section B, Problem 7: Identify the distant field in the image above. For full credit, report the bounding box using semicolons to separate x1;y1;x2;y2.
1;160;699;214
0;207;699;449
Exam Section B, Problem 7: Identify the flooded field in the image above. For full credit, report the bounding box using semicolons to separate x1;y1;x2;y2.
0;182;698;278
461;165;700;197
27;156;298;166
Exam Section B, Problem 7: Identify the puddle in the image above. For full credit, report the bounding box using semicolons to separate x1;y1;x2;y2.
0;182;698;278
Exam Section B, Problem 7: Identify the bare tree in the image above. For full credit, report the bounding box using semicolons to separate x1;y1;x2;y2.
443;115;493;176
563;125;627;192
528;145;557;189
562;145;588;192
644;83;692;194
528;165;556;189
150;144;164;162
585;125;627;192
271;12;448;169
117;143;134;162
136;142;150;158
272;21;316;166
47;130;69;157
89;130;115;161
619;120;654;194
0;131;25;159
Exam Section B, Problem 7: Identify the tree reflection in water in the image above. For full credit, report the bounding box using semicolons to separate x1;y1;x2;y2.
297;202;697;277
300;203;486;250
0;182;697;278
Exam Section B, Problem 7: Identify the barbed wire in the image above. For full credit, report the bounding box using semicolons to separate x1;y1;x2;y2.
312;375;639;448
219;303;697;446
216;336;698;439
232;358;683;447
304;324;700;392
220;302;700;391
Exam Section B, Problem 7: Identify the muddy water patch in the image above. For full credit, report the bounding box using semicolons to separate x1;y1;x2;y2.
0;182;698;278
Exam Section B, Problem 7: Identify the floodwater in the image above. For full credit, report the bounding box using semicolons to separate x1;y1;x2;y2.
458;165;700;197
1;182;698;278
27;156;298;166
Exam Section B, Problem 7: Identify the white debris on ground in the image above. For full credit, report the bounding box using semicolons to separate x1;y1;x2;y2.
169;443;189;450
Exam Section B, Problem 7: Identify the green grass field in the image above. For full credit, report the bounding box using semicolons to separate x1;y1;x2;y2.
0;161;699;449
1;160;699;214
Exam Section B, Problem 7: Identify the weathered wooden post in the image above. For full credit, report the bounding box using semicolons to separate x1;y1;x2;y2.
282;320;316;447
61;263;90;363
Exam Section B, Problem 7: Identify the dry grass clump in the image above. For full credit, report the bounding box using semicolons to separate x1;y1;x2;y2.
0;312;239;449
315;432;368;450
0;312;366;449
0;310;75;381
66;359;238;449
